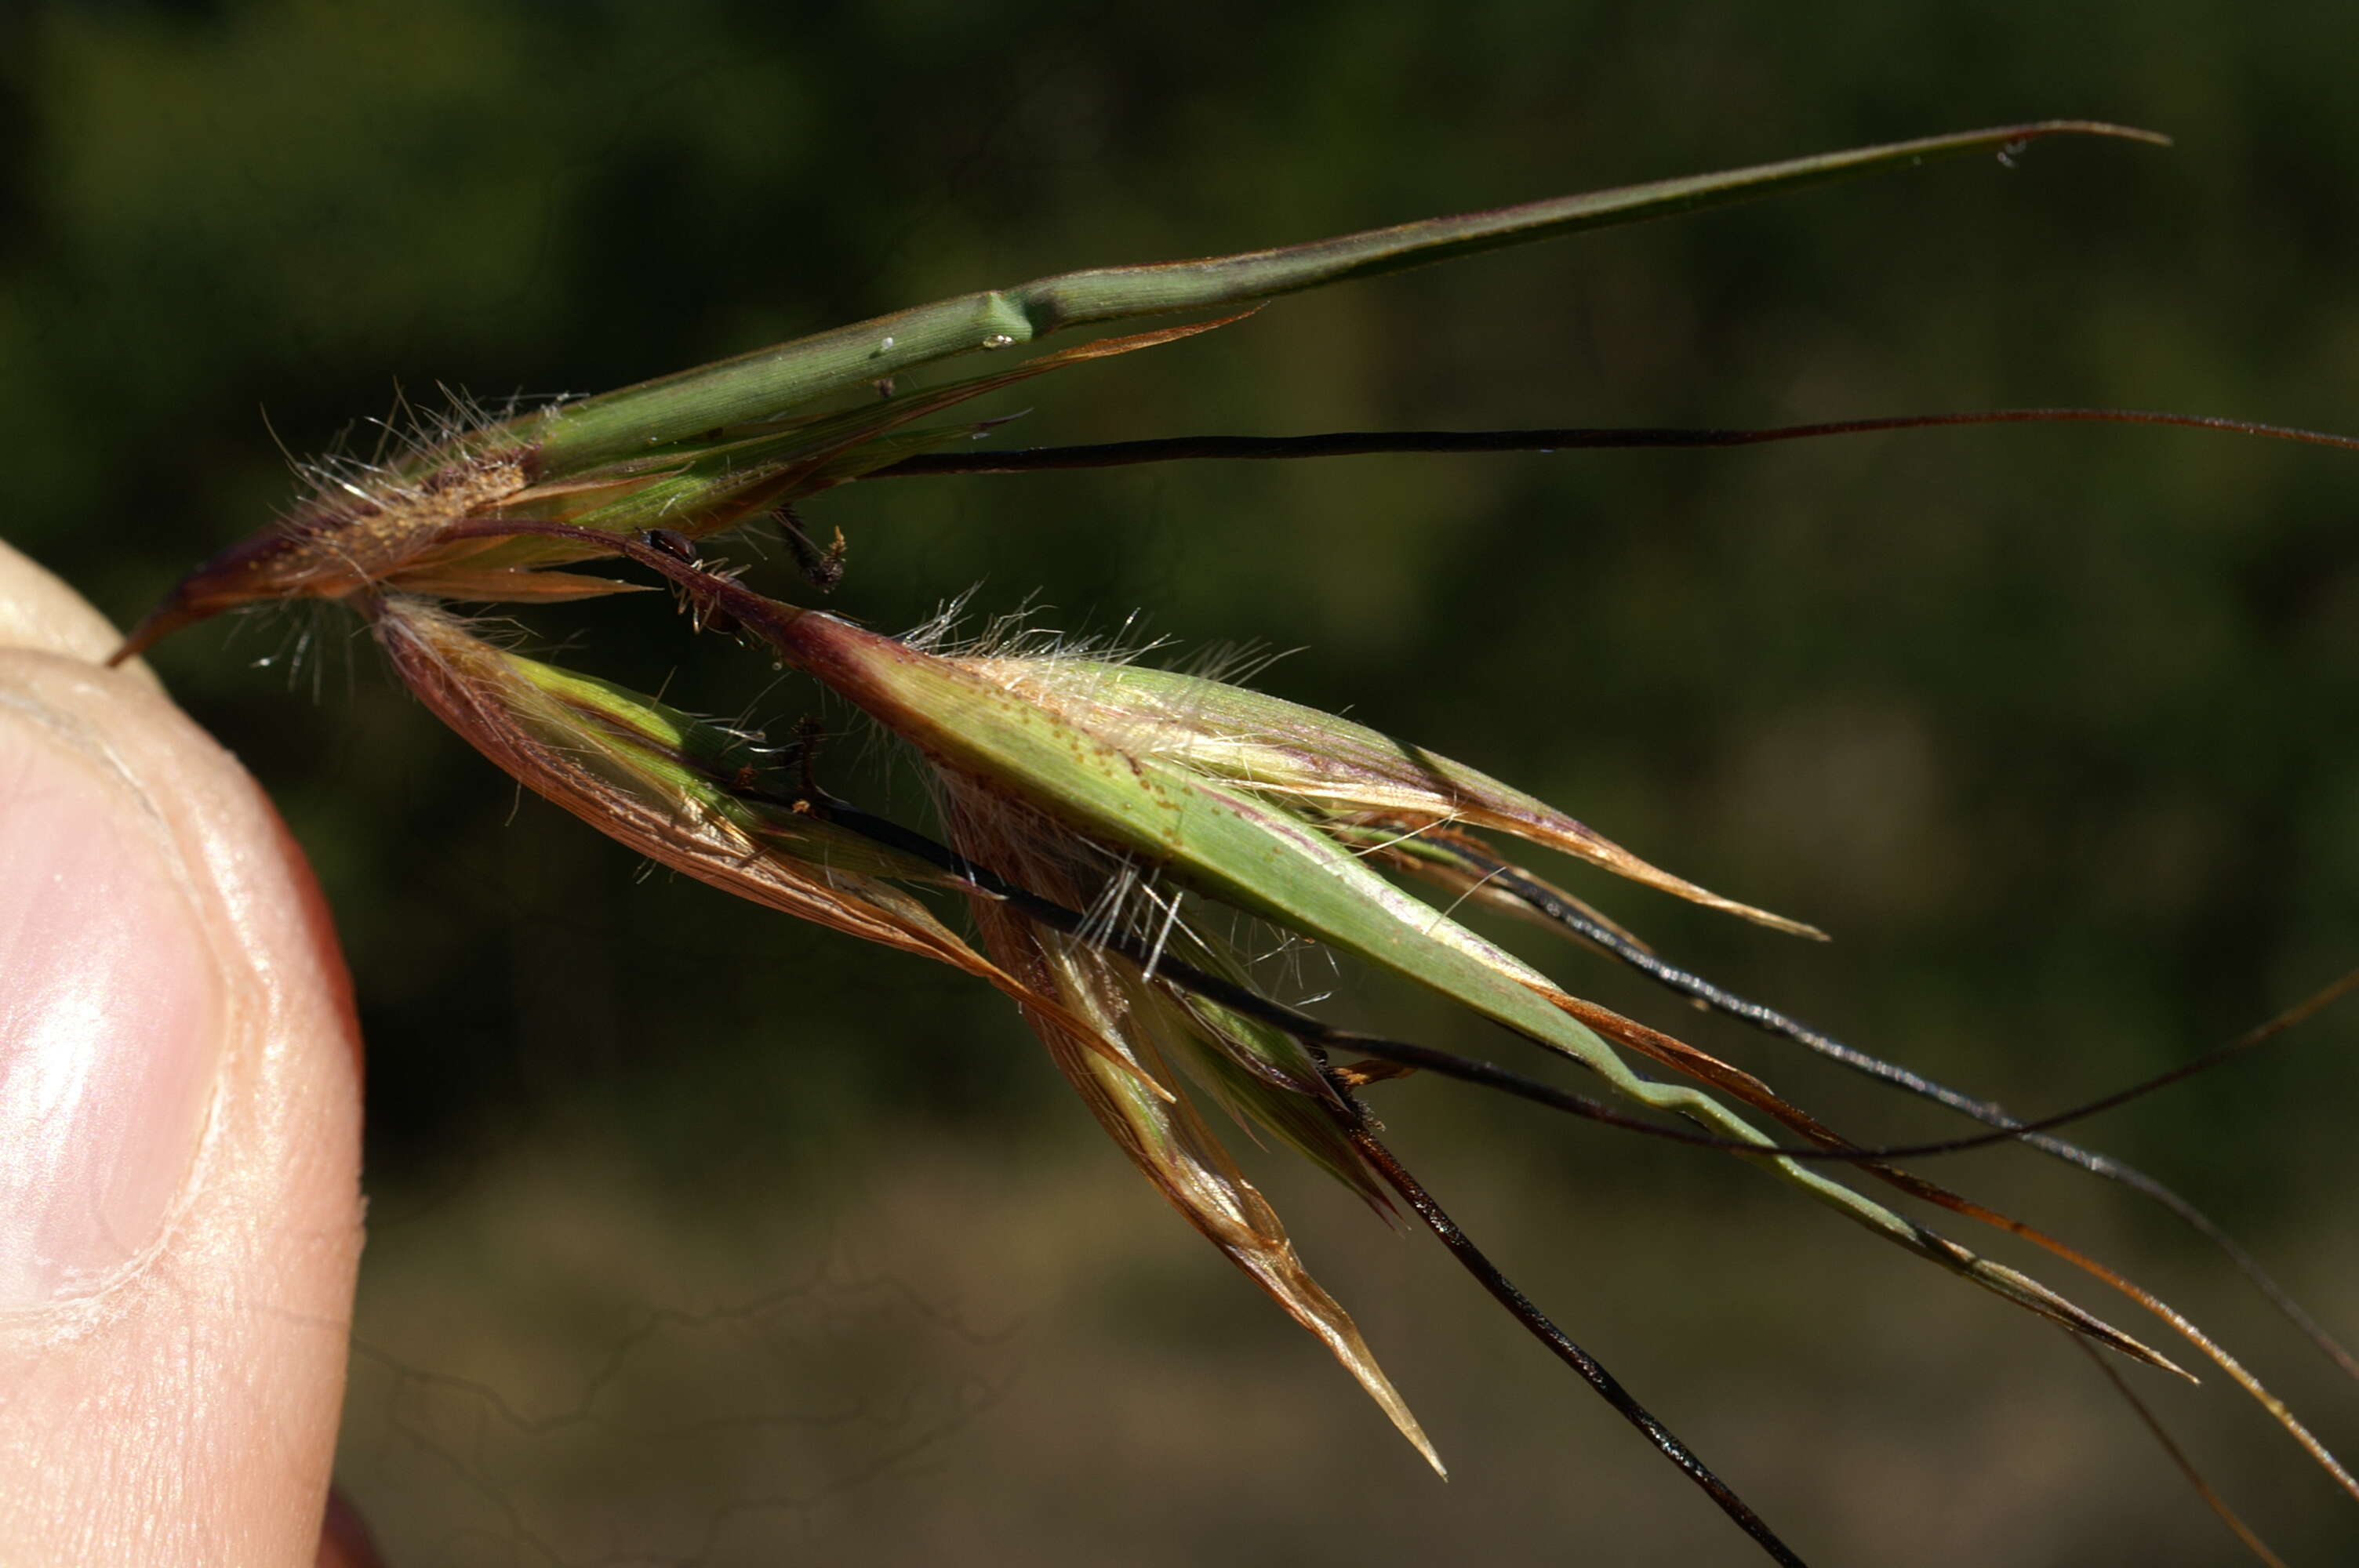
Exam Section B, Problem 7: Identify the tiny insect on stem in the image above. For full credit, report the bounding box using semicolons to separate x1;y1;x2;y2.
639;528;700;564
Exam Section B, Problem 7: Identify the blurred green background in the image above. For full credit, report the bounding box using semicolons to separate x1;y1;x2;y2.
6;1;2357;1562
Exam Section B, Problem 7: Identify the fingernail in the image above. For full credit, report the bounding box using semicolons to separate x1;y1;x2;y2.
0;710;223;1305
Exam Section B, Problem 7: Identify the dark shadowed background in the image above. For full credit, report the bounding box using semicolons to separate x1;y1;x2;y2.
5;2;2357;1563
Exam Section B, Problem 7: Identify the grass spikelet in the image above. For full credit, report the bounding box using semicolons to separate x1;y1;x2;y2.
958;653;1823;935
365;595;1148;1080
938;774;1443;1474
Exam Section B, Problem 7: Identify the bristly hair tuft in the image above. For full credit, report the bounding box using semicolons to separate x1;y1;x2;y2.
902;589;1174;669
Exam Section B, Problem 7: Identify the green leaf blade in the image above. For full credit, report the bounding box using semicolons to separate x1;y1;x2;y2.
532;122;2165;474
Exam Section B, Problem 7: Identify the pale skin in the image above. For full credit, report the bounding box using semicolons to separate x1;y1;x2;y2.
0;541;379;1566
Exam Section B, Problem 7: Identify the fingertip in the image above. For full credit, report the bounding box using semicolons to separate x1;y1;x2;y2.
0;539;164;688
0;605;364;1559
